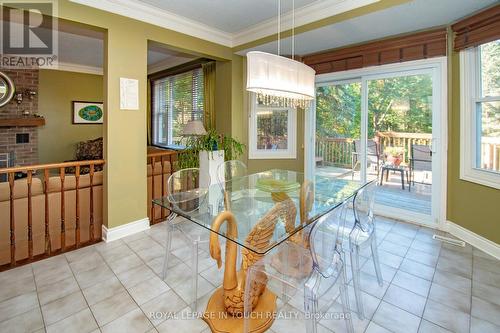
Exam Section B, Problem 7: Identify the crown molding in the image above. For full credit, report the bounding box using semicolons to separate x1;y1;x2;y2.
69;0;234;47
70;0;380;48
232;0;380;47
41;61;103;75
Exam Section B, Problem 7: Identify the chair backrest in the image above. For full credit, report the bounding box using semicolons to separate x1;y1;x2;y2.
308;201;348;278
217;160;247;185
166;168;209;213
353;181;376;232
353;139;378;154
411;144;432;171
354;139;379;164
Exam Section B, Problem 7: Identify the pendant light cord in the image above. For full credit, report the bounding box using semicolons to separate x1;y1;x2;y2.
292;0;295;59
277;0;281;56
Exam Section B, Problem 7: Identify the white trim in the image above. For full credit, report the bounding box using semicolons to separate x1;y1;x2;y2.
248;94;297;159
70;0;379;48
69;0;233;47
446;220;500;260
102;218;150;242
42;62;103;75
459;49;500;190
309;57;448;228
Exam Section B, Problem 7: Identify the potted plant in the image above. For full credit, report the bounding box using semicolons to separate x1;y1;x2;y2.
384;146;405;166
178;128;245;175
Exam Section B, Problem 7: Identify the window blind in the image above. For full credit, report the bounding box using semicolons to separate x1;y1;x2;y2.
452;4;500;51
152;68;204;146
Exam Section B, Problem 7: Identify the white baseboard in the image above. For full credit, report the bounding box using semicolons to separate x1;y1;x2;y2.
102;218;150;242
445;220;500;260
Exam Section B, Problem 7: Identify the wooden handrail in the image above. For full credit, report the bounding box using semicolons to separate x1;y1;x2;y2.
147;147;178;225
0;159;105;174
0;159;105;270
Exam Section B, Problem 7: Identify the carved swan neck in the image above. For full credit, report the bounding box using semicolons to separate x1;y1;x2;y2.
210;211;238;291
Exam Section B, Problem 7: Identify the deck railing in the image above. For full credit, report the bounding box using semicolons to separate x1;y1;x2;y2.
0;160;105;269
315;131;433;166
316;132;499;172
480;137;500;172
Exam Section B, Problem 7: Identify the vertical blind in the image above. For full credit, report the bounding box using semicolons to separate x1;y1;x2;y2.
152;68;204;146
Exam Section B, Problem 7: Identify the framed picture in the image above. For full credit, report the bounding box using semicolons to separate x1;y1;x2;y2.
72;101;104;124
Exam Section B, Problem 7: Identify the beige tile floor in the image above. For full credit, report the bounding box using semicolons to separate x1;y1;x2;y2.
0;216;499;333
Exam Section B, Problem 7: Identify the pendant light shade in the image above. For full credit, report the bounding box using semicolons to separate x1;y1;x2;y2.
246;51;316;104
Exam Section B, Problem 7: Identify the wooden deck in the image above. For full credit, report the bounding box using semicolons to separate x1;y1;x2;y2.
316;165;432;215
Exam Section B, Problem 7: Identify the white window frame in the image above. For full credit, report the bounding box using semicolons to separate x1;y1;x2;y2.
248;93;297;159
460;45;500;189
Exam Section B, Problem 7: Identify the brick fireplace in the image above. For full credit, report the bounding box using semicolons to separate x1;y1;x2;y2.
0;69;39;166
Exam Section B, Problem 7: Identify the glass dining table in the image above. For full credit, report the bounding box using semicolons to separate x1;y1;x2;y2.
152;169;365;333
153;169;364;255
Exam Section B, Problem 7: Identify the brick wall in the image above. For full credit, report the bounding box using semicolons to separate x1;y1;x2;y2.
0;69;39;166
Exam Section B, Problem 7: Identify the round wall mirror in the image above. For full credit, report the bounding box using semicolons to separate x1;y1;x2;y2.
0;71;15;107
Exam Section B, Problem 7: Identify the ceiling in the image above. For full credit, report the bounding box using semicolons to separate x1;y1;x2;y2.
237;0;497;56
137;0;317;33
2;24;197;73
5;0;494;72
70;0;380;46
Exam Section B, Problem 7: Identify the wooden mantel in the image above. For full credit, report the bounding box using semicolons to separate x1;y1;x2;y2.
0;117;45;127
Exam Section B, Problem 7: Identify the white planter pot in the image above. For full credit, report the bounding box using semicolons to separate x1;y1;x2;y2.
199;150;224;214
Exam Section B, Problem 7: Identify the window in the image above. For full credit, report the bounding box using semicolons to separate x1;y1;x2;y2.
152;68;203;147
460;39;500;189
249;94;297;159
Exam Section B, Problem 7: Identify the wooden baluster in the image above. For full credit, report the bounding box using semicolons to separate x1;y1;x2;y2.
75;165;80;248
8;172;15;266
89;164;95;242
150;156;156;225
44;169;51;255
160;156;165;220
60;167;65;252
27;170;33;259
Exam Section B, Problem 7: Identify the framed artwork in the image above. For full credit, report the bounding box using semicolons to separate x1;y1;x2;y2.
72;101;104;124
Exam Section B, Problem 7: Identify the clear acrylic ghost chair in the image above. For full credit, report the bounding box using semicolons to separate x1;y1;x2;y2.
162;167;210;311
216;160;248;211
243;202;354;333
347;181;383;320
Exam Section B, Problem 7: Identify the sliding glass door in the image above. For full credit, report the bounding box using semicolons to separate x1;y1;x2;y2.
308;59;446;226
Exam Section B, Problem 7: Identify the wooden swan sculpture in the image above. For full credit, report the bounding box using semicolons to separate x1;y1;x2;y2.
208;197;297;315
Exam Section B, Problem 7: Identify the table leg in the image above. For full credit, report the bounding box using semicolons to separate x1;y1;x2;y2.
380;169;384;186
400;171;405;190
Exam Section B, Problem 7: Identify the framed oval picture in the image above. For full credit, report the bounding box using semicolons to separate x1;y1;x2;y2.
73;101;104;124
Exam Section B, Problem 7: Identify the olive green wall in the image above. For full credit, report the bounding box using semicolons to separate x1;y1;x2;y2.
57;0;236;228
447;51;500;244
38;69;103;164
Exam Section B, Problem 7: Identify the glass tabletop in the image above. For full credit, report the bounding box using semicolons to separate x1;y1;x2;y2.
153;169;364;254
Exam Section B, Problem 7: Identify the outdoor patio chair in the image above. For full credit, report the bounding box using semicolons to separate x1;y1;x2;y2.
351;139;382;179
409;144;432;185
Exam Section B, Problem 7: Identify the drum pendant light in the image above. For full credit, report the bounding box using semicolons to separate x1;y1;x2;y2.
246;0;315;108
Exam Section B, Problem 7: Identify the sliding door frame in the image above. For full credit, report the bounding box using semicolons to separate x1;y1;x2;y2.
307;57;448;229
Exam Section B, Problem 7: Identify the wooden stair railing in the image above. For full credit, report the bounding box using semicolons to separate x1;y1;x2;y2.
147;148;178;225
0;159;105;270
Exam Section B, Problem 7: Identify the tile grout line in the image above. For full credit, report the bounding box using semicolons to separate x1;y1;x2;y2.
65;248;102;332
365;222;418;333
30;263;48;331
